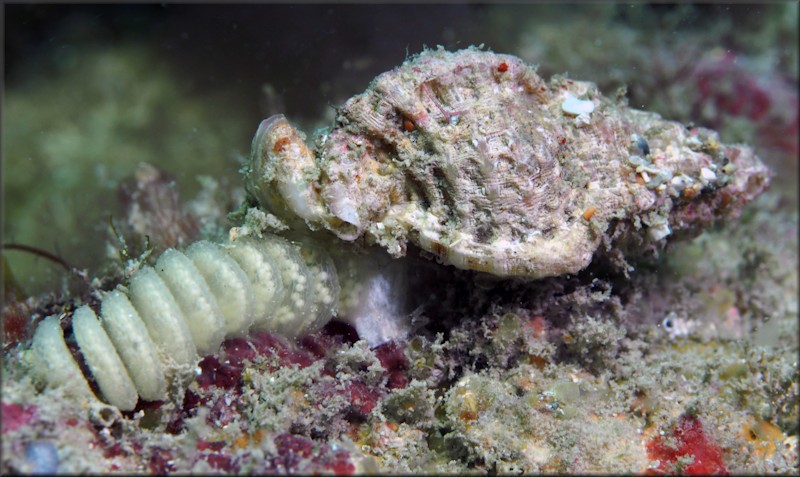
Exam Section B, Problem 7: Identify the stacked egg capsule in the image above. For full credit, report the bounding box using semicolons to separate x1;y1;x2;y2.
26;235;339;411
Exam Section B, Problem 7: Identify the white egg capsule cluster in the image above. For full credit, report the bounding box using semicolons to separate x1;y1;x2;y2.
26;235;339;411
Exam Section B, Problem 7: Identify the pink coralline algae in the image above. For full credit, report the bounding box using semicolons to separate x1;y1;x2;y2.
160;323;405;455
62;323;371;474
692;50;799;157
269;432;355;475
646;414;730;475
374;340;411;389
1;402;38;434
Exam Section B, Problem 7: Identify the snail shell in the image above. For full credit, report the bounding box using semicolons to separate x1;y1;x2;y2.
245;47;770;279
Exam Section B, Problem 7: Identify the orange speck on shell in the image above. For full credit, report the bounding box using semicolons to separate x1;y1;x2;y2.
273;137;292;153
524;314;548;339
582;206;597;221
430;240;447;259
683;186;700;199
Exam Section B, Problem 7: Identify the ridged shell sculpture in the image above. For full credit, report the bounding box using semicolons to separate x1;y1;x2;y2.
25;47;770;412
246;47;769;278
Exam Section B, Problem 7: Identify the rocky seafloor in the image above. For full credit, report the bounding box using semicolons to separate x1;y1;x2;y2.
2;4;798;474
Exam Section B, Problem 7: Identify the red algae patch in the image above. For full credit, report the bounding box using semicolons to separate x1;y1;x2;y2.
646;414;729;475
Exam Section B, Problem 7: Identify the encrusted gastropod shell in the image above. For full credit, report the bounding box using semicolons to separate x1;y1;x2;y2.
246;47;770;279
